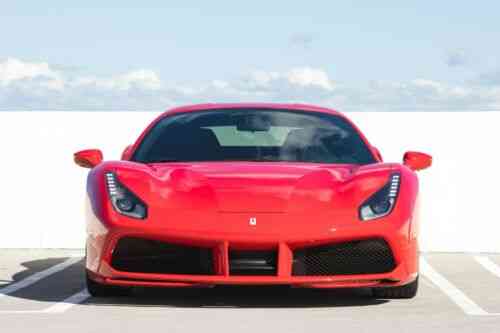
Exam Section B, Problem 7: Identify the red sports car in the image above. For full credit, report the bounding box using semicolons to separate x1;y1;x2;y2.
74;103;431;298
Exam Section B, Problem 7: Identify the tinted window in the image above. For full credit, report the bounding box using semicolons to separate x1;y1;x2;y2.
132;109;376;165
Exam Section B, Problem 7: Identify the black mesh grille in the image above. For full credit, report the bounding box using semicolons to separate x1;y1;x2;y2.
292;239;396;276
111;237;214;275
229;250;277;276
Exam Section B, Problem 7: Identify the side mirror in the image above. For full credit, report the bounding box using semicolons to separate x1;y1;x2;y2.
403;151;432;171
121;145;133;160
74;149;103;168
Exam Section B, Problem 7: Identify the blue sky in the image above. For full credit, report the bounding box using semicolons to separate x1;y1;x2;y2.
1;1;499;110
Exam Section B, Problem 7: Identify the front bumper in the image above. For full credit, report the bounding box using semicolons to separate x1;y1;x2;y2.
86;206;418;289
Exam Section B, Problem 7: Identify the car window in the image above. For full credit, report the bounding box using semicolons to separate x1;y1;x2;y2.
132;109;376;165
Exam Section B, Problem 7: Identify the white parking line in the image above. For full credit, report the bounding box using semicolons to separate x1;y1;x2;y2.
420;257;488;316
0;289;90;314
474;256;500;279
42;289;90;313
0;257;82;298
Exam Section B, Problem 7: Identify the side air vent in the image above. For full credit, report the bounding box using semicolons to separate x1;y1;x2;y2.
111;237;214;275
292;239;396;276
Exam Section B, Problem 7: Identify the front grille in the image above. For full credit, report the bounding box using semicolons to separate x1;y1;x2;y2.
229;250;277;276
111;237;214;275
292;239;396;276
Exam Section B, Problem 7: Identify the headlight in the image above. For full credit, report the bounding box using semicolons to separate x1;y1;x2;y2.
359;173;400;221
105;172;147;219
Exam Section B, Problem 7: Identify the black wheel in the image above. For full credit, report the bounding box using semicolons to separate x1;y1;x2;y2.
86;272;131;297
372;276;419;299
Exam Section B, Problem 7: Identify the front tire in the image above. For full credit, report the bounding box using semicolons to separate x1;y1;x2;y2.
86;272;131;297
372;276;419;299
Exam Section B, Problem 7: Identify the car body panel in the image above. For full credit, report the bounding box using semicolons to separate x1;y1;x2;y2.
83;103;422;289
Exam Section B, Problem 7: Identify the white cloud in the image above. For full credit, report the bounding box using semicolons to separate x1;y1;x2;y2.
211;80;229;90
0;58;64;91
287;68;334;91
0;58;58;83
0;57;499;111
353;79;500;111
234;67;334;97
445;49;468;67
0;58;162;92
73;69;161;91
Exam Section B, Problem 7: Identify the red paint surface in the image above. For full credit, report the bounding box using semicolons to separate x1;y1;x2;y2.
81;104;426;289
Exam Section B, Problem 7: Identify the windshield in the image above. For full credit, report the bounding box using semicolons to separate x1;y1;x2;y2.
132;109;376;165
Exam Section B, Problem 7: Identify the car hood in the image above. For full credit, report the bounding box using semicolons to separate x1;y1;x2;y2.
114;162;396;214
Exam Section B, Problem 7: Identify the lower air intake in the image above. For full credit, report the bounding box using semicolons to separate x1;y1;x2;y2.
292;239;396;276
111;237;214;275
229;250;277;276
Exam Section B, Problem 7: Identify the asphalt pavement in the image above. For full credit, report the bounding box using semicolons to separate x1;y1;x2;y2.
1;250;500;332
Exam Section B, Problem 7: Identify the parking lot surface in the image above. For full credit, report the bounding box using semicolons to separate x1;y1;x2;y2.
1;250;500;332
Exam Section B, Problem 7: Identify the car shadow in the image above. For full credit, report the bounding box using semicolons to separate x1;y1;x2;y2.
89;285;389;308
7;257;389;308
9;257;70;282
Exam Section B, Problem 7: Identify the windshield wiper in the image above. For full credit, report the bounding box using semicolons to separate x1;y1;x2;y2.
147;157;282;163
239;156;280;162
147;158;182;163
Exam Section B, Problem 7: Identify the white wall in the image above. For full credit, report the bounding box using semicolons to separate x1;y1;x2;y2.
0;111;497;252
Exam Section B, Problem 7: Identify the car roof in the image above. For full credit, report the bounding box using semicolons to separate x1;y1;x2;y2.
161;103;343;117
